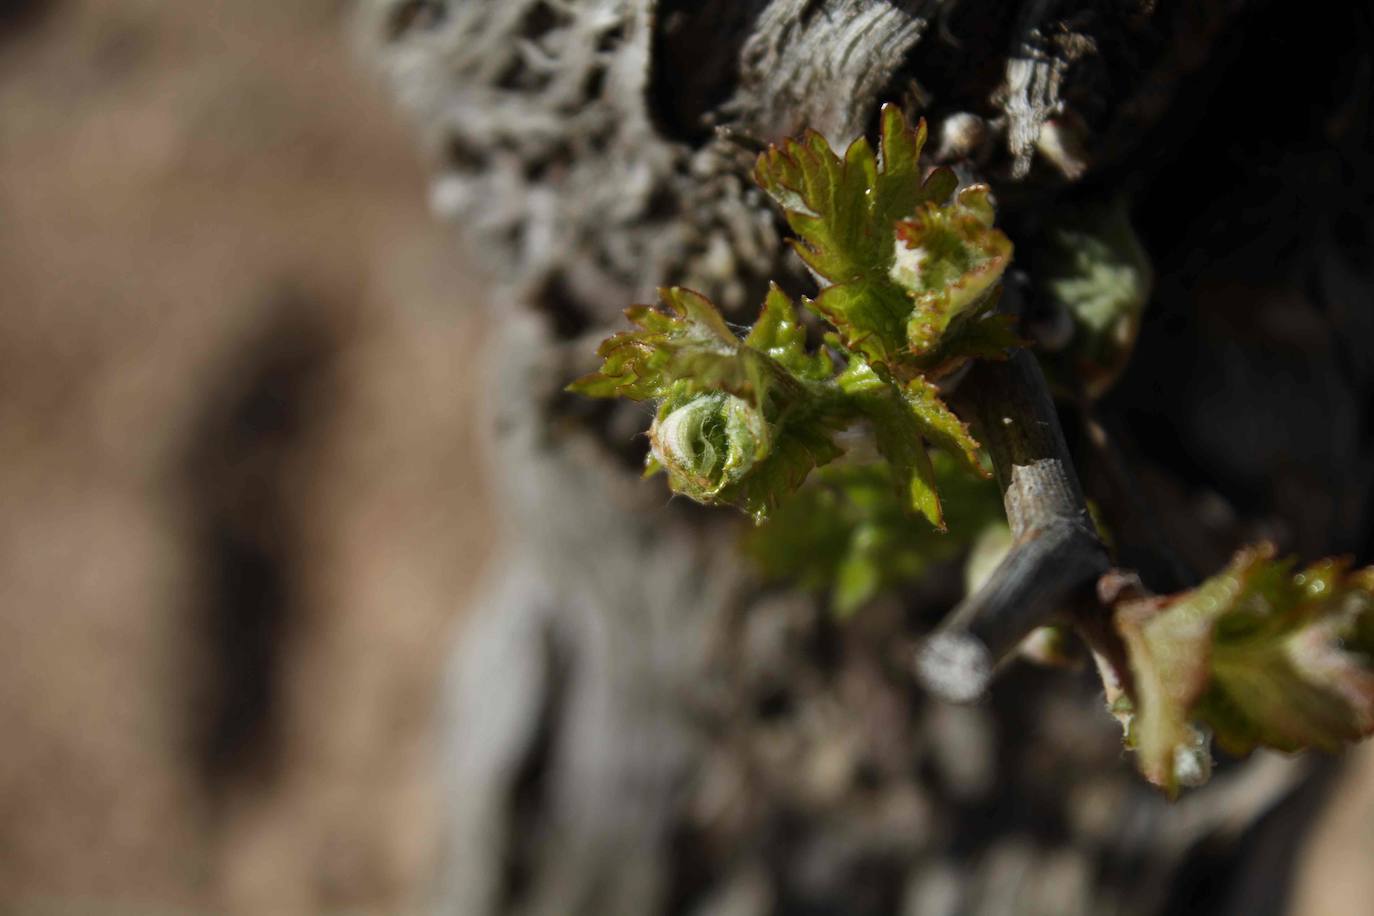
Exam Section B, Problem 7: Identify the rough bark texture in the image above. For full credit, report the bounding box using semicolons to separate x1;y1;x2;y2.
362;2;1374;914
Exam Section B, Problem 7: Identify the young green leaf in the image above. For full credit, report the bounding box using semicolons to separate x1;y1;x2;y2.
744;283;835;382
568;286;770;401
1114;544;1374;795
834;357;986;529
891;185;1015;357
754;104;1015;375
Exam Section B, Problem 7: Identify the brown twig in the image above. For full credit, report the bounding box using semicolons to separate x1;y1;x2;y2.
915;349;1111;701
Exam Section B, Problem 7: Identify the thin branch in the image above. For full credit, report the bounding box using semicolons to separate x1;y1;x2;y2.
915;348;1111;701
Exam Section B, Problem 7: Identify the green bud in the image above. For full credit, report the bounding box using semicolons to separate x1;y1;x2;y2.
650;391;768;502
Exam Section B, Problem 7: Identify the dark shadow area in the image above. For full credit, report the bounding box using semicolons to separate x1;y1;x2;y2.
649;0;767;144
182;298;340;795
1104;0;1374;561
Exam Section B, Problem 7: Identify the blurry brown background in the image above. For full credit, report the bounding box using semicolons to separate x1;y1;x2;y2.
1;1;490;912
4;2;1374;916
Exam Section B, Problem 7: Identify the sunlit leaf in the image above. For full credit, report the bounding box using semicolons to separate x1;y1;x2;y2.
890;186;1013;356
755;105;1015;374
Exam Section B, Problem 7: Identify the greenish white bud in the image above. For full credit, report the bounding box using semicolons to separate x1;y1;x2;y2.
650;392;767;501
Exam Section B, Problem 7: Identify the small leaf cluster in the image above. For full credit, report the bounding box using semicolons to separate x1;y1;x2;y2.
570;106;1017;528
1113;544;1374;795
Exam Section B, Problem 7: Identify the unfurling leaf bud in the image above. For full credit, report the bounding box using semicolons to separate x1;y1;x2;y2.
891;185;1012;356
650;391;767;502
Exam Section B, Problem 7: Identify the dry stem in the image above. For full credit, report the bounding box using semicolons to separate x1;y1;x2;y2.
916;349;1112;701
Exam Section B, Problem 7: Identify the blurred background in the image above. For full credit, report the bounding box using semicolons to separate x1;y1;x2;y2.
1;1;491;912
3;1;1374;915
